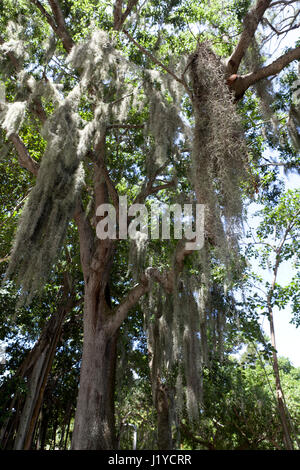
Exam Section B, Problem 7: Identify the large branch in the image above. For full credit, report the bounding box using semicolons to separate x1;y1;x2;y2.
30;0;74;53
48;0;74;53
229;45;300;98
227;0;272;75
114;0;139;31
109;239;195;333
0;34;48;125
0;36;21;72
9;133;39;177
93;135;120;219
123;29;191;96
74;199;95;277
244;45;300;85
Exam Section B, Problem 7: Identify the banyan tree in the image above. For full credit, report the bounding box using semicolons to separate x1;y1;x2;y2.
0;0;299;450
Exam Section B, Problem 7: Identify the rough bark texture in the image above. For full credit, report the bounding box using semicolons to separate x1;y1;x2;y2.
71;143;119;449
71;281;118;449
156;382;173;450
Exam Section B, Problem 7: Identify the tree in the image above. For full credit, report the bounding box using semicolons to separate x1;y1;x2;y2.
0;0;299;449
246;189;300;449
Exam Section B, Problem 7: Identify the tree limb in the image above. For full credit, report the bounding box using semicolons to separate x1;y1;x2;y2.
229;45;300;98
114;0;139;31
9;133;39;177
109;238;195;333
227;0;272;75
109;272;150;333
48;0;74;52
244;45;300;86
123;29;191;96
30;0;74;53
74;198;95;277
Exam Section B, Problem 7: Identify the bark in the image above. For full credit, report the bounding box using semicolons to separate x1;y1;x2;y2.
268;301;294;450
72;136;119;449
267;233;296;450
227;0;272;75
156;382;173;450
71;278;118;449
13;291;72;450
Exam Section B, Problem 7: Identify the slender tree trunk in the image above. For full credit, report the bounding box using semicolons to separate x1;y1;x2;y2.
37;410;49;450
267;256;294;450
13;297;70;450
71;278;118;449
268;306;294;450
14;351;47;450
64;406;73;450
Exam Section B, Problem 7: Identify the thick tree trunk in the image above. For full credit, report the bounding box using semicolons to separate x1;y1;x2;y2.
72;279;118;450
156;382;173;450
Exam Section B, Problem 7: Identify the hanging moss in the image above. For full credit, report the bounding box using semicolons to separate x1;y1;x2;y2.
189;42;247;256
288;103;300;151
5;99;84;303
0;101;26;137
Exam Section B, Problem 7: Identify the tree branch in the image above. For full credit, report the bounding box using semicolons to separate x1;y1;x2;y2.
244;45;300;86
48;0;74;53
109;238;195;333
123;29;191;95
30;0;74;53
74;198;95;277
227;0;272;75
9;133;39;177
109;272;150;333
229;45;300;98
114;0;139;31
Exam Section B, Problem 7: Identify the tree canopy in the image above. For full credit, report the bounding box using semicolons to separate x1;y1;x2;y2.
0;0;299;451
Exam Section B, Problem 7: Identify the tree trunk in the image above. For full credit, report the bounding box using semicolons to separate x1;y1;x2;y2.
156;381;173;450
14;351;47;450
64;406;73;449
13;299;69;450
269;307;294;450
71;279;118;450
